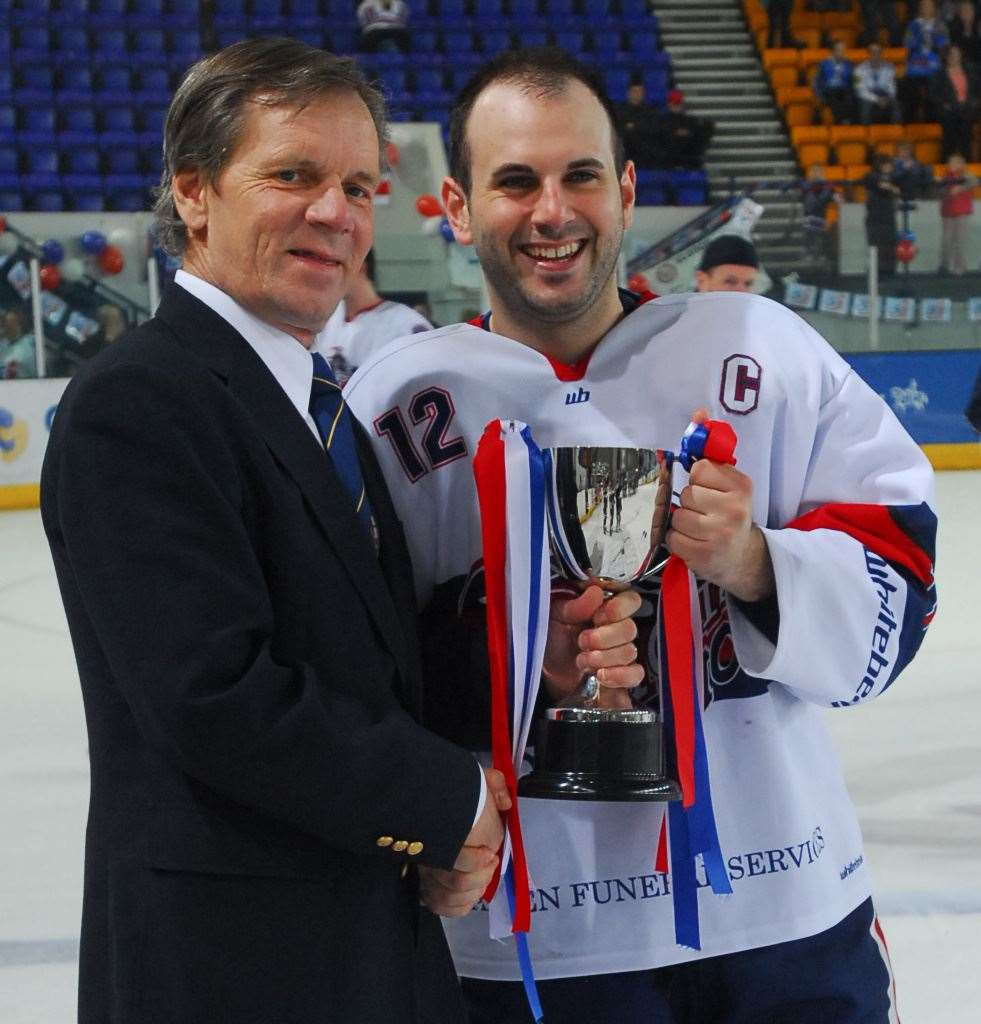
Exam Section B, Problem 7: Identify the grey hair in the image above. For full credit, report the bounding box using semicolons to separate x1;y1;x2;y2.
153;37;387;256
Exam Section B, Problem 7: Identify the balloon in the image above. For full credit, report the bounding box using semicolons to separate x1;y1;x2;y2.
414;194;443;218
61;257;87;282
40;264;61;290
438;218;455;243
0;215;6;233
895;239;917;264
41;238;65;265
81;230;108;255
384;141;400;168
98;245;125;275
420;215;442;236
108;227;132;248
627;272;651;293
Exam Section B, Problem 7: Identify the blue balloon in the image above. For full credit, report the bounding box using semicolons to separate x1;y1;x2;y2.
438;218;455;244
41;238;65;265
81;230;108;255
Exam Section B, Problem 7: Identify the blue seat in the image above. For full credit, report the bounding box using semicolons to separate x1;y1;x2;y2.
63;105;97;132
325;28;356;53
97;65;132;94
141;106;167;134
603;68;630;100
14;26;51;52
92;0;128;13
23;107;58;134
58;66;95;95
132;28;165;53
590;24;624;55
618;0;649;16
54;26;90;54
65;147;102;174
99;128;139;150
58;0;92;13
249;16;287;37
0;149;18;174
251;0;283;14
0;189;25;212
642;68;668;98
0;68;11;100
105;173;146;211
473;0;503;15
28;189;67;213
413;29;439;53
25;146;60;174
102;106;135;132
482;29;511;53
510;0;540;17
324;0;353;15
286;0;320;14
17;66;55;93
581;0;610;13
626;29;658;54
92;28;128;56
213;0;247;13
142;147;163;176
438;0;466;16
554;29;584;52
106;147;139;174
544;0;575;14
377;69;407;96
131;0;164;13
63;172;104;195
635;185;667;206
215;23;248;49
414;68;446;93
442;28;473;53
59;128;99;148
72;193;107;212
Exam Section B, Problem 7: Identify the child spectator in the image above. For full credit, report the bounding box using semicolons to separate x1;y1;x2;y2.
938;152;977;275
863;153;902;277
815;41;856;122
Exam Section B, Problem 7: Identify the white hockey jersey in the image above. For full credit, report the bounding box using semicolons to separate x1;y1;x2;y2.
345;291;937;979
319;298;431;386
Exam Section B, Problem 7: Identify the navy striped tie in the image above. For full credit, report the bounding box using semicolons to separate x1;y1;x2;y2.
309;352;375;537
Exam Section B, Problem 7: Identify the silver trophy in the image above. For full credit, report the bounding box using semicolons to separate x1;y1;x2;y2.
518;446;682;802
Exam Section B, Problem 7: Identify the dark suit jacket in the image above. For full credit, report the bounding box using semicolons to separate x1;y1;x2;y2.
40;284;480;1024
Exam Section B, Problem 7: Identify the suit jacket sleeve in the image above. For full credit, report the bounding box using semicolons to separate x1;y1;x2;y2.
42;357;479;870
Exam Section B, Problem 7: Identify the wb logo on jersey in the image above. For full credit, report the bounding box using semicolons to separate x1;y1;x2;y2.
565;386;591;406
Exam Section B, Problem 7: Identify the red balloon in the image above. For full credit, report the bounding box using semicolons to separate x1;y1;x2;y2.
0;215;6;233
415;194;443;218
627;272;650;293
895;239;917;264
40;264;61;290
384;141;400;167
98;245;125;275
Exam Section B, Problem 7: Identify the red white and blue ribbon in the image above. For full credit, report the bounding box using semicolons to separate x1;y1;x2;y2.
473;419;550;1022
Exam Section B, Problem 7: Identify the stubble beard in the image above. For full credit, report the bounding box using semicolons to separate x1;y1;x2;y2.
474;222;624;327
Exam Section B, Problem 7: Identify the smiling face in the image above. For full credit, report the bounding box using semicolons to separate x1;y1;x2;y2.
174;91;379;346
442;78;635;353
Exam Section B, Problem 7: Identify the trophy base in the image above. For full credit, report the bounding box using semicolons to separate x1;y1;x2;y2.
517;708;681;803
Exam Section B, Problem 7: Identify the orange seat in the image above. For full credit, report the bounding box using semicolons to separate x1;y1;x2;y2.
914;139;942;164
822;11;859;29
799;142;831;167
795;27;822;49
826;27;858;47
824;166;847;182
882;47;907;64
868;124;905;144
790;11;822;31
835;141;869;165
905;122;942;141
786;100;816;126
791;125;830;146
770;65;800;88
844;163;871;202
800;47;830;81
776;85;814;107
844;48;869;64
830;125;868;144
763;48;800;70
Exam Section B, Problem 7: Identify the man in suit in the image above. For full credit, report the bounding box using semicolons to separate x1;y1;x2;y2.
40;38;642;1024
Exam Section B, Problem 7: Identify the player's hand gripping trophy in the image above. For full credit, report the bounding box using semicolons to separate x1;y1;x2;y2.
518;420;737;802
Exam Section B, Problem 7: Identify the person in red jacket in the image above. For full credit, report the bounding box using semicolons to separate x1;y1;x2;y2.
938;152;977;275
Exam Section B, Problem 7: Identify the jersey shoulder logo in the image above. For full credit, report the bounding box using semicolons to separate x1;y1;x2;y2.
720;354;762;415
565;386;591;406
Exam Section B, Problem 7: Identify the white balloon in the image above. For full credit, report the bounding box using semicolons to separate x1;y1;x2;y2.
108;227;132;248
0;234;18;257
61;257;87;282
421;216;442;236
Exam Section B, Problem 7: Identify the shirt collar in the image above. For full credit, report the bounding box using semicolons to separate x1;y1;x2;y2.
175;269;320;429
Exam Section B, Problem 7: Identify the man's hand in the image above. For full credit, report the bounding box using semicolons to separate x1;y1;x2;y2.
542;586;644;702
667;460;774;603
419;768;511;918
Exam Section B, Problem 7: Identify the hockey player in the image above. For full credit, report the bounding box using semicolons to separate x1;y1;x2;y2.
346;48;937;1024
320;248;432;385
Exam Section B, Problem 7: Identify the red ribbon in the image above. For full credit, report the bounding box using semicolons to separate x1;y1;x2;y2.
661;554;697;809
473;423;532;933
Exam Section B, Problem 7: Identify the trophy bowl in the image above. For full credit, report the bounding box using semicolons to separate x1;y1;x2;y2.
518;446;683;802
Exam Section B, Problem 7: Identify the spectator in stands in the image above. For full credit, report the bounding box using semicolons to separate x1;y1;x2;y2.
815;40;856;122
891;140;933;198
863;153;901;277
903;1;948;121
938;152;977;274
855;43;901;123
800;164;842;267
321;249;432;385
765;0;804;49
0;308;37;379
949;1;981;67
357;0;411;55
932;44;979;160
906;0;951;52
693;235;760;292
617;80;661;170
96;304;128;345
653;89;714;170
859;1;903;47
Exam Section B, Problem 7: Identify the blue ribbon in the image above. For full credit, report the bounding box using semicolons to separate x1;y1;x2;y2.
504;866;545;1022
